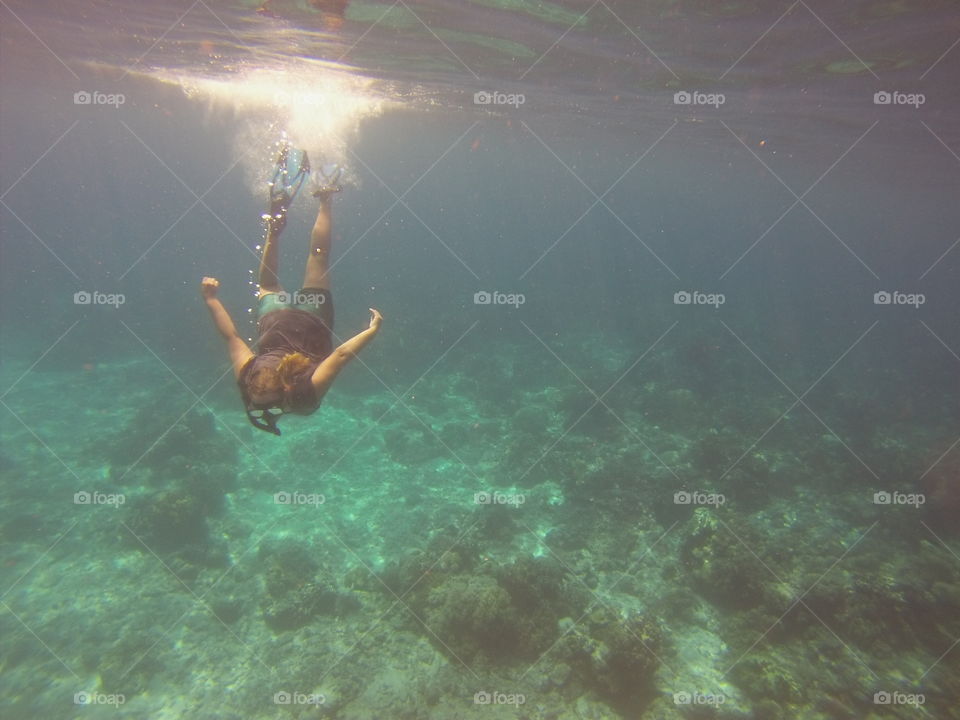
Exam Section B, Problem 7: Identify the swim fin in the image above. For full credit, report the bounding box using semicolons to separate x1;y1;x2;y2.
267;141;311;219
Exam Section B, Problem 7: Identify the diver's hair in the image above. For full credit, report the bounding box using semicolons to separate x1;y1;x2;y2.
248;352;312;400
247;364;283;400
276;352;312;388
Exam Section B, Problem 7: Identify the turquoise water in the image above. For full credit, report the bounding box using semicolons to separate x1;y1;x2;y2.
1;1;959;718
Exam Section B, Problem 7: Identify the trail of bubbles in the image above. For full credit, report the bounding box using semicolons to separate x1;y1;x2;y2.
156;64;391;194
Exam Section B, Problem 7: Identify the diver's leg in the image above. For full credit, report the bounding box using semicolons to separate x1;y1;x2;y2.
258;213;285;298
302;194;332;291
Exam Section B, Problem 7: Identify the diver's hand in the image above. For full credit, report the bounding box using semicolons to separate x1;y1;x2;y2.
368;308;383;332
201;277;220;299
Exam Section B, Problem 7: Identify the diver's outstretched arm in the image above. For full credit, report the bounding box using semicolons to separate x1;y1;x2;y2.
309;308;382;398
201;277;254;379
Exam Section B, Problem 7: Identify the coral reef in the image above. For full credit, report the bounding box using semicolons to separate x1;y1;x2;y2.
258;539;359;631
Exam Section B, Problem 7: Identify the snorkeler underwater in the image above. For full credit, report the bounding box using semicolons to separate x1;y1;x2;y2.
204;141;382;436
1;1;958;718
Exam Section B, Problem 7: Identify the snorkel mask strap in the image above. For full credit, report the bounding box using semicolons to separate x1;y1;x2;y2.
238;363;283;436
246;407;283;436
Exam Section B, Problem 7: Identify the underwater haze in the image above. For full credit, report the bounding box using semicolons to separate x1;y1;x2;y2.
1;1;959;718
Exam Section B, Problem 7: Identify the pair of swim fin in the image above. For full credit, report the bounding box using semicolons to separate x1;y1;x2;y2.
267;142;342;219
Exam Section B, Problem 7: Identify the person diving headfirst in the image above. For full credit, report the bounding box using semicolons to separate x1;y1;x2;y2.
202;144;382;435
